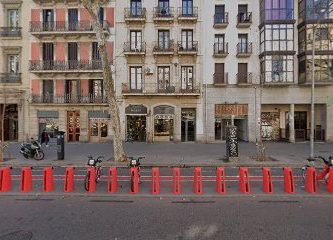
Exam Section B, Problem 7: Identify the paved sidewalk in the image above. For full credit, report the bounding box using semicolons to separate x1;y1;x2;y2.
1;141;332;167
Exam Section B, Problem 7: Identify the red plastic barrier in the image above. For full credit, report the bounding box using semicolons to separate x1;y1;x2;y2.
130;167;139;194
193;167;203;194
0;167;12;192
108;167;118;193
216;167;226;194
283;167;295;194
21;167;33;192
305;167;317;193
86;167;96;193
43;167;54;192
328;167;333;193
173;167;181;195
239;167;250;193
262;167;273;193
151;167;160;194
64;167;75;193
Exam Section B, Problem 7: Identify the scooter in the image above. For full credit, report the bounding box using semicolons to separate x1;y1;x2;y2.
20;139;45;161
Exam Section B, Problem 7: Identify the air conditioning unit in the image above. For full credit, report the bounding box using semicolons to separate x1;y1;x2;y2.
145;67;154;75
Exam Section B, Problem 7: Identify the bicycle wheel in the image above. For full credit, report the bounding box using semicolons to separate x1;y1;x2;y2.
95;168;101;183
130;173;134;192
84;172;90;191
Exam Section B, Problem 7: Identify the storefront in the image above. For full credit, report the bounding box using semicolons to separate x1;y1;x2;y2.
88;111;110;143
37;111;59;139
214;104;248;141
181;108;196;142
154;105;174;142
125;105;147;142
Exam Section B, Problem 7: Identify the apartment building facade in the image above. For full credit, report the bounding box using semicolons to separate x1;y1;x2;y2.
0;0;29;142
28;0;115;143
115;0;205;143
204;0;333;143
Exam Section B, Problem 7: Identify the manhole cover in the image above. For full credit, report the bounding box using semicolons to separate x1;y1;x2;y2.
0;230;33;240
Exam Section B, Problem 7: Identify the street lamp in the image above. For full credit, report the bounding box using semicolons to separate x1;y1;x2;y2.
310;0;329;158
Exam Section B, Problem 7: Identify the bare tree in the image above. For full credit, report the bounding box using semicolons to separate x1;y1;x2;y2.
82;0;127;162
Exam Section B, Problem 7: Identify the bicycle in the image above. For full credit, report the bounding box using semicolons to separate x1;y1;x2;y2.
301;155;333;184
128;156;145;191
84;155;104;191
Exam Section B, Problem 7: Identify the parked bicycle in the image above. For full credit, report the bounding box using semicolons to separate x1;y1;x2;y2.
128;156;145;189
84;155;104;191
301;155;333;183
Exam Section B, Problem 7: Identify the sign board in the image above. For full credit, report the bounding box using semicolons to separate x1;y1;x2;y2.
125;105;147;115
154;105;175;115
215;104;248;117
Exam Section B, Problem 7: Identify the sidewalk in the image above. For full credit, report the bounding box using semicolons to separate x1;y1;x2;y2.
1;141;332;167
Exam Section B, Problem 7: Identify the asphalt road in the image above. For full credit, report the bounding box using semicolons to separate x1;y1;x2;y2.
0;195;332;240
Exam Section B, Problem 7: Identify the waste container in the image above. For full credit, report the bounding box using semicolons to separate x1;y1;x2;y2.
57;131;65;160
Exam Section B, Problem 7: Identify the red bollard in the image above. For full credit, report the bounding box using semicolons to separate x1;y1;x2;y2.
283;167;295;194
21;167;33;192
239;167;250;193
43;167;54;192
305;167;317;193
130;167;139;194
0;167;12;192
108;167;118;193
151;167;160;194
86;167;96;193
262;167;274;194
64;167;75;193
216;167;226;194
193;167;203;194
328;167;333;193
173;167;181;195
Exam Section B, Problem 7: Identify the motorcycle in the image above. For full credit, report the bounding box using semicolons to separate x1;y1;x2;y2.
20;139;45;161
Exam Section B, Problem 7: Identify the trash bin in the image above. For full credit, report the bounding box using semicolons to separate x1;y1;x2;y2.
57;131;65;160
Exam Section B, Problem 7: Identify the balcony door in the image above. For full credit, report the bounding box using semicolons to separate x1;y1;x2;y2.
130;0;142;16
238;34;248;53
89;79;103;102
92;42;101;69
214;34;225;53
158;0;170;15
181;66;193;91
7;9;19;28
215;5;225;23
43;80;54;103
68;9;78;31
214;63;225;84
42;43;54;70
65;80;78;103
157;67;170;92
68;42;78;69
42;9;54;31
8;55;19;73
130;67;142;92
158;30;170;49
182;0;193;16
238;4;248;22
130;31;142;51
238;63;248;84
181;30;193;50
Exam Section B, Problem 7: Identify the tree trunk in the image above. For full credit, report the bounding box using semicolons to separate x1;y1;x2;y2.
82;0;126;162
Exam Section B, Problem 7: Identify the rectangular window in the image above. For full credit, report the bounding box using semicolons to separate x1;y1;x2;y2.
92;42;100;60
262;0;293;22
7;9;19;28
157;66;171;92
131;0;142;16
43;80;54;103
68;42;78;69
43;43;54;69
68;9;78;31
7;55;19;73
261;24;294;52
65;80;78;102
238;63;248;83
181;66;193;90
215;5;226;24
261;55;294;83
130;31;142;51
181;30;193;50
42;9;54;31
158;30;170;49
238;34;248;53
89;79;103;101
214;63;225;84
182;0;193;16
214;34;225;53
130;67;142;91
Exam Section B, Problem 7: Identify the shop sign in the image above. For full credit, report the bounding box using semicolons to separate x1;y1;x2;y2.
155;114;174;120
215;104;248;117
125;105;147;115
154;105;175;115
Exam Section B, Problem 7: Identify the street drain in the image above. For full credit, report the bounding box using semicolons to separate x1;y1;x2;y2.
0;230;33;240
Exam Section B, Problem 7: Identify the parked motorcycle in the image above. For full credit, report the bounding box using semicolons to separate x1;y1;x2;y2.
20;139;45;160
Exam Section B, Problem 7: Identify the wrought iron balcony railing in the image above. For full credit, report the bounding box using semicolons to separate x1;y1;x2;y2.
213;42;228;56
0;27;22;37
122;82;200;95
30;21;110;32
124;7;147;19
213;73;228;85
236;73;253;84
0;73;21;83
214;13;229;27
153;7;175;18
237;12;252;26
29;60;103;71
236;42;253;55
177;41;198;52
123;42;146;53
177;7;198;18
31;94;107;104
153;40;175;53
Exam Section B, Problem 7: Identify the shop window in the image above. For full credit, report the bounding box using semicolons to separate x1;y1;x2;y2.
154;118;173;136
101;123;108;137
91;122;98;136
